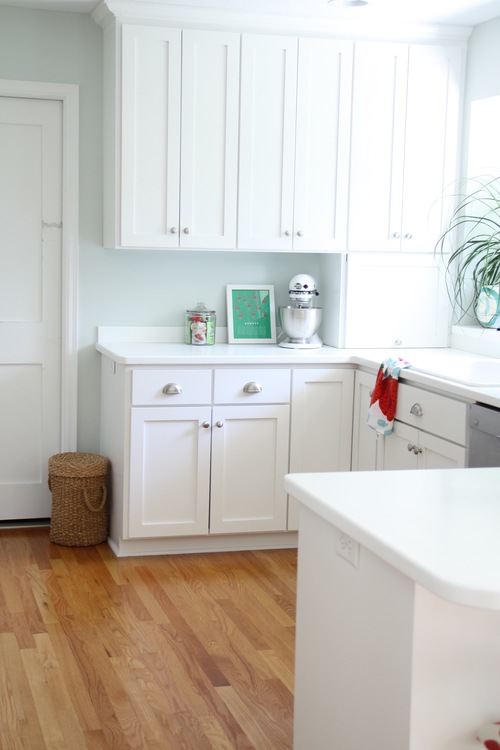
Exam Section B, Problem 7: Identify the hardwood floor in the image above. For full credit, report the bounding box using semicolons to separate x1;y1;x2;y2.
0;528;297;749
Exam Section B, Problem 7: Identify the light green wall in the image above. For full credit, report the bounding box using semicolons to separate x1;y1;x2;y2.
0;6;320;451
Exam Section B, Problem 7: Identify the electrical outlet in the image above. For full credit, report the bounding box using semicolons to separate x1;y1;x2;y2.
335;530;360;568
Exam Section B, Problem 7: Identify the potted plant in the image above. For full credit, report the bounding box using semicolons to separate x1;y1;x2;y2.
435;176;500;328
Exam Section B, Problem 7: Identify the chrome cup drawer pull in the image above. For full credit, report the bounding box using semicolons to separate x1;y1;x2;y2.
162;383;182;395
243;381;263;394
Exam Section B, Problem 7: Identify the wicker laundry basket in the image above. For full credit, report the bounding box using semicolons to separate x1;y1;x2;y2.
48;452;109;546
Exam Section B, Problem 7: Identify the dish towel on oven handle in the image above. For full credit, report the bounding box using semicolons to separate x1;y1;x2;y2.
367;357;412;436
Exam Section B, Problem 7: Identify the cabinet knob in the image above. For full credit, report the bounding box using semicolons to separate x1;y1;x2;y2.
201;421;210;429
243;381;263;394
415;446;423;455
162;383;182;395
394;338;403;346
183;227;190;234
170;227;178;234
407;443;414;452
410;403;423;417
215;420;224;428
404;232;413;240
392;232;401;239
296;230;304;237
284;230;292;237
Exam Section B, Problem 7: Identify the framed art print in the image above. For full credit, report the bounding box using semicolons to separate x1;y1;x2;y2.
226;285;276;344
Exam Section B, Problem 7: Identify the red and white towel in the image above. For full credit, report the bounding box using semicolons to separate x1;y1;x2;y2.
477;721;500;748
367;357;411;436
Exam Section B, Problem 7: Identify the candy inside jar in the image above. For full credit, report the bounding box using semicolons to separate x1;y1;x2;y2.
186;303;216;346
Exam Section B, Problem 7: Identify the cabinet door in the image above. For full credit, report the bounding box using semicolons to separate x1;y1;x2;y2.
378;422;467;470
121;25;182;248
348;42;408;252
348;42;462;253
417;432;467;470
293;39;353;253
128;406;211;537
238;34;298;251
351;370;378;471
180;30;240;249
343;253;450;348
377;421;418;470
209;404;290;534
288;368;354;529
401;44;462;253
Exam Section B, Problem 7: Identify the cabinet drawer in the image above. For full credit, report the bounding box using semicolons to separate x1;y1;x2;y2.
395;383;467;445
214;369;291;404
131;369;212;406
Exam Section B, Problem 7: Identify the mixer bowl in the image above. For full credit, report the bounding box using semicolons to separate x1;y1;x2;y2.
279;306;322;343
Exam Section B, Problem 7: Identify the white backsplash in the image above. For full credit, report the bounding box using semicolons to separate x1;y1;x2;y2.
451;325;500;358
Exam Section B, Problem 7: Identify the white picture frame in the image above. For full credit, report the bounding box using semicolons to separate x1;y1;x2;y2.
226;285;277;344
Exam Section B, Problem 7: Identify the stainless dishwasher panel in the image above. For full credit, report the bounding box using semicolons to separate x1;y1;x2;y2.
469;403;500;467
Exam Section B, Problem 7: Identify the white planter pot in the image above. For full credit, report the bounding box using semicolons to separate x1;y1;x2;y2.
475;285;500;328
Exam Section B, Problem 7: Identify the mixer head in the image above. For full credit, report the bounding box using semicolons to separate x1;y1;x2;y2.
288;273;319;307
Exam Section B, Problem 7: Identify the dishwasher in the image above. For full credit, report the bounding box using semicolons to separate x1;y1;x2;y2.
469;403;500;467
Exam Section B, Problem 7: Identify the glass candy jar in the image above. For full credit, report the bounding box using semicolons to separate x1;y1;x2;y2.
186;303;216;346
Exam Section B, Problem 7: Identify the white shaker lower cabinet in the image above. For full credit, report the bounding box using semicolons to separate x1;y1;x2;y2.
378;383;468;470
381;421;467;470
209;404;290;534
352;373;469;472
351;370;378;471
129;405;212;537
209;368;290;534
288;368;354;530
101;362;293;553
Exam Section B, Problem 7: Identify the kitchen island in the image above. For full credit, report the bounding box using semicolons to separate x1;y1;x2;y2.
285;468;500;750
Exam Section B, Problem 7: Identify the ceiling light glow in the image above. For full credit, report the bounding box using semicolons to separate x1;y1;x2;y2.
327;0;369;7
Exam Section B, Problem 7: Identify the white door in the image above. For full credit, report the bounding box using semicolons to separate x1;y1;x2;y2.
0;96;63;520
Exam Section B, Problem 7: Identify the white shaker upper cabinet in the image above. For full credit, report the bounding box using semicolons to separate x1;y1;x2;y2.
238;34;298;251
348;42;462;253
238;35;352;252
120;26;240;249
294;39;353;253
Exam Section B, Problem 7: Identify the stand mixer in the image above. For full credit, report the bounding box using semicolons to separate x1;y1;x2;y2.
278;274;323;349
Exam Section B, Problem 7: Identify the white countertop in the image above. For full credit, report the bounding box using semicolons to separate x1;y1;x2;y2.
285;467;500;610
96;326;500;407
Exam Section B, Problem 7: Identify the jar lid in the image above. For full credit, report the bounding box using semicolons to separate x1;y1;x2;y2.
187;302;215;314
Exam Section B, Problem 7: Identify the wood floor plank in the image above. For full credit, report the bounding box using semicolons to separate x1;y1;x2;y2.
0;528;297;749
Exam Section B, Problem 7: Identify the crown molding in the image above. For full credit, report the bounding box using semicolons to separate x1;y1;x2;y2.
91;0;472;42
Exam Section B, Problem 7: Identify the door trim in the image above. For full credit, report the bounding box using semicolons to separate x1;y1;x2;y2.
0;79;79;450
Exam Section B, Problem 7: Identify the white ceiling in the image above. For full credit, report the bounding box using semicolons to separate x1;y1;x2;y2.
2;0;500;27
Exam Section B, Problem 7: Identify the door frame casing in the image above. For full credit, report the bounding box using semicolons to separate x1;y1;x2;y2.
0;79;78;451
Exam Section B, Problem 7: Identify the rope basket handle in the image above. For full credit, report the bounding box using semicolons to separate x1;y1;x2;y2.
83;483;107;513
